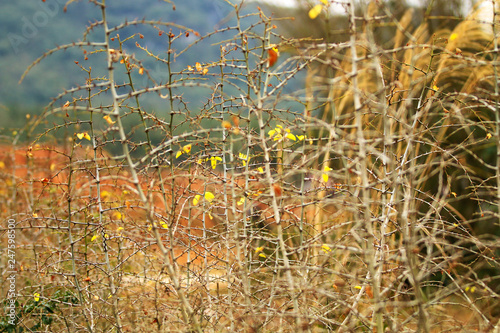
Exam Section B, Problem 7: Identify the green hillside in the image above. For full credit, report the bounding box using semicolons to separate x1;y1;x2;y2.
0;0;270;127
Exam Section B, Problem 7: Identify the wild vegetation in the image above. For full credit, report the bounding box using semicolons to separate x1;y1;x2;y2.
1;0;500;332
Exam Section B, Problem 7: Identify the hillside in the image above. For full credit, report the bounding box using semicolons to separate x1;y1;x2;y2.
1;0;275;127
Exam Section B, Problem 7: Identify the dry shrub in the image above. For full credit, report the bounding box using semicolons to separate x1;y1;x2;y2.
2;1;500;332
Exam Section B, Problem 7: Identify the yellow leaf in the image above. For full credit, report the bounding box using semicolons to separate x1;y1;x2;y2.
103;115;115;125
211;156;222;169
195;62;203;72
202;68;208;75
449;32;458;41
322;166;333;183
309;4;323;19
34;293;40;302
320;0;328;5
182;144;192;154
255;246;264;253
322;173;329;183
486;133;492;139
175;150;183;159
193;194;201;206
91;234;98;242
204;191;215;203
322;244;332;253
258;253;267;258
257;167;264;173
237;197;245;206
159;221;168;229
297;135;305;141
76;132;90;140
239;153;248;166
286;133;296;141
354;286;362;290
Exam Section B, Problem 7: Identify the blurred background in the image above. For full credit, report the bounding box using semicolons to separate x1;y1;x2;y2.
0;0;474;130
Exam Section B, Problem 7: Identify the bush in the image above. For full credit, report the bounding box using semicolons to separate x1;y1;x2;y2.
2;0;500;332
